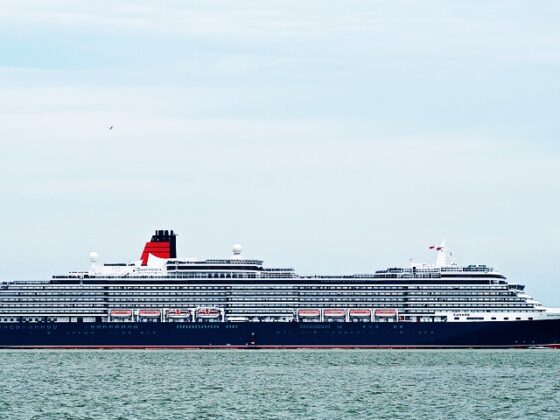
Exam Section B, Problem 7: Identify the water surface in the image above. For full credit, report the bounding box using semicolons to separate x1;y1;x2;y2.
0;350;558;419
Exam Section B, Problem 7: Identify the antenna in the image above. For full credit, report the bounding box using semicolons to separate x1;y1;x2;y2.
429;240;447;267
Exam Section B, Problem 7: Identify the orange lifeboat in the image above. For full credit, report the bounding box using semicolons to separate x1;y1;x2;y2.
167;309;191;319
348;309;372;318
323;309;346;318
374;309;398;317
195;307;221;319
138;309;161;318
297;309;321;318
109;309;133;318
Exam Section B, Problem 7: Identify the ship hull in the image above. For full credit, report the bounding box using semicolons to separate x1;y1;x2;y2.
1;319;560;349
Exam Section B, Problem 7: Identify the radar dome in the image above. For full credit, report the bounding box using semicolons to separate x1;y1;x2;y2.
232;244;242;255
89;252;99;262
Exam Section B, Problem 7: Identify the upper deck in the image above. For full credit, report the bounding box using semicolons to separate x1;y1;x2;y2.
37;232;510;284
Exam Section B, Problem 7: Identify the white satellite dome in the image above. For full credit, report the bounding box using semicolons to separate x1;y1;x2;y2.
89;251;99;263
232;243;242;255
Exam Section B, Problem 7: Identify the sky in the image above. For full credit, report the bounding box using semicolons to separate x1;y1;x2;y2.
1;1;560;304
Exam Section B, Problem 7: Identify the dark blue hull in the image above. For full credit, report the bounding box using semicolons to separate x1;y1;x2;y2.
1;319;560;348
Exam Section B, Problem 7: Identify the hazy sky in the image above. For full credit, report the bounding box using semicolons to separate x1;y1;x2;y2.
1;1;560;304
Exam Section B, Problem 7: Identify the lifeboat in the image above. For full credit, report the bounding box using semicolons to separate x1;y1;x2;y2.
297;309;321;318
138;309;161;318
374;309;398;317
167;309;191;319
195;307;221;319
109;309;132;318
323;309;346;318
348;309;372;318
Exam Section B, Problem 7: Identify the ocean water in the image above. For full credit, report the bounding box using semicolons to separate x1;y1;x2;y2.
0;350;559;419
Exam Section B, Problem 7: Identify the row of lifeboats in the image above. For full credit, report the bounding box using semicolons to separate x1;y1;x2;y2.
108;307;397;321
109;308;221;319
298;308;398;319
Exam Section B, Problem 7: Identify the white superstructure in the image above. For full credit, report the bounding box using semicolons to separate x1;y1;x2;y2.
1;234;558;324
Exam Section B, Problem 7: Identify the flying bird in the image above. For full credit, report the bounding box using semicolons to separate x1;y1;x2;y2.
109;126;114;130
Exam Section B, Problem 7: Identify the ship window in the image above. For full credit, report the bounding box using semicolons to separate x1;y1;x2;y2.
504;317;509;320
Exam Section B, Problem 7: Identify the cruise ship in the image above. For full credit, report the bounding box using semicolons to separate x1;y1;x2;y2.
1;230;559;348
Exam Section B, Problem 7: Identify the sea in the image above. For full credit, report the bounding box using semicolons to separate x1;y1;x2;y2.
0;350;558;419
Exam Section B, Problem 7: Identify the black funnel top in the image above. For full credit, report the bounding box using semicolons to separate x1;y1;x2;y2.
151;229;177;258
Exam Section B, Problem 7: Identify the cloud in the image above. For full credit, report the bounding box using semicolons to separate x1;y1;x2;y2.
0;1;560;305
2;0;560;63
